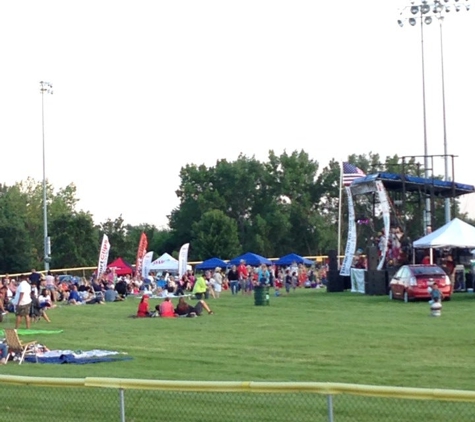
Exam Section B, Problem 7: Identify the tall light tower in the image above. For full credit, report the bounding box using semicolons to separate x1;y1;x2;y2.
40;81;53;271
398;1;433;234
434;0;471;223
398;0;471;228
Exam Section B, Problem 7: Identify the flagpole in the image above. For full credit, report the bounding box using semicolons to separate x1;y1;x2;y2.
337;161;343;269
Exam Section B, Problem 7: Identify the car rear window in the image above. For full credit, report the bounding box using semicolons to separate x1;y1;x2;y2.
411;266;446;276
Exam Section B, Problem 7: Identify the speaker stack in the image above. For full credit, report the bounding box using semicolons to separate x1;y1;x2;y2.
364;270;388;295
327;250;345;292
367;246;379;271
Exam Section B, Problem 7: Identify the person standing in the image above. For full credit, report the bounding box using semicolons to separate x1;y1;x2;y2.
213;267;223;298
12;275;32;329
237;260;248;295
227;265;240;295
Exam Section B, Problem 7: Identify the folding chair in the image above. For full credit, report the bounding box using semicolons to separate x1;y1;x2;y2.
4;328;38;365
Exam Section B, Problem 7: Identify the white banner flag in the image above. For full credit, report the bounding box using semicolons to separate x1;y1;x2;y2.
142;251;154;279
178;243;189;279
376;181;390;270
340;187;357;276
97;234;110;280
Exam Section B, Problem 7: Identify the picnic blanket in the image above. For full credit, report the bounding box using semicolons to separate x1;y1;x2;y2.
1;329;63;336
24;349;132;364
19;329;63;335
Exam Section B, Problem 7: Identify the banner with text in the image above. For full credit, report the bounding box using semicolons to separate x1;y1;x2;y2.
178;243;190;279
340;186;357;276
96;234;110;280
135;232;148;279
142;251;154;279
376;180;390;270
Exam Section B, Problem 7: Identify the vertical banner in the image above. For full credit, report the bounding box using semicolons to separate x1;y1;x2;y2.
340;187;357;276
135;232;148;279
376;181;390;270
97;234;110;280
178;243;190;279
142;251;154;279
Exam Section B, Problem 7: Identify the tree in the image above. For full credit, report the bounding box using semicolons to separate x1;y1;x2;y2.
191;210;241;260
49;212;99;269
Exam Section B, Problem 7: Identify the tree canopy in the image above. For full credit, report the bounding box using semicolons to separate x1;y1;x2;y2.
0;151;472;273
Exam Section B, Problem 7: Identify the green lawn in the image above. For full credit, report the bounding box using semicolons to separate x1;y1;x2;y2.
1;288;474;391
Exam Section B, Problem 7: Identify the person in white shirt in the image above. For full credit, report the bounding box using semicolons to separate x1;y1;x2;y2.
12;275;32;329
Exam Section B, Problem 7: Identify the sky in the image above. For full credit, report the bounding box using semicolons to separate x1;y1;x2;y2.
1;0;474;229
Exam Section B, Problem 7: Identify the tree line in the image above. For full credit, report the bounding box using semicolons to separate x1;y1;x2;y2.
0;151;471;273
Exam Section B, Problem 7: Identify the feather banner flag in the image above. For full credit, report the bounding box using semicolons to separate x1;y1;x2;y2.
135;232;148;279
142;251;154;279
178;243;190;279
97;234;110;280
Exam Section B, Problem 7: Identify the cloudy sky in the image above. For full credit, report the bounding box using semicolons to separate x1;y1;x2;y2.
1;0;474;229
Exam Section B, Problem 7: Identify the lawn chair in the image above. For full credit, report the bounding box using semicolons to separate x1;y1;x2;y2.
4;328;38;365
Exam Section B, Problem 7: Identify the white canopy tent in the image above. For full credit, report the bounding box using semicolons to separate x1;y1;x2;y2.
147;252;191;272
413;218;475;249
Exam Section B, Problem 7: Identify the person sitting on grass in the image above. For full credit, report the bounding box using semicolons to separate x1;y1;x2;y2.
158;297;176;318
30;290;51;323
136;295;151;318
174;296;214;317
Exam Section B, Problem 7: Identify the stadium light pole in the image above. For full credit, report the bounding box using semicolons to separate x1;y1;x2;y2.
398;1;432;234
40;81;53;271
434;1;471;223
397;0;470;231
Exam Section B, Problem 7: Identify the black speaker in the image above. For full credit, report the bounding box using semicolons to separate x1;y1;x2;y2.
327;270;344;292
365;270;388;295
367;246;379;271
328;250;338;272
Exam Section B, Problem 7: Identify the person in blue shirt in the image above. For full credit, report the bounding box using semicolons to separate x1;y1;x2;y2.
257;264;270;286
68;285;84;305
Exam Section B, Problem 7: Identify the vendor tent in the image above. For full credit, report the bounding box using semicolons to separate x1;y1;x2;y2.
148;253;192;272
107;257;133;276
413;218;475;249
274;253;314;266
195;257;228;271
228;252;272;267
148;253;179;271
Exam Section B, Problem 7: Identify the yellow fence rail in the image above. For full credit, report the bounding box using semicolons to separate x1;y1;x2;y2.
1;376;475;421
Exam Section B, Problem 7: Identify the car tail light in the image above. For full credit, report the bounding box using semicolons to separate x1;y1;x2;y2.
444;275;450;286
409;276;417;286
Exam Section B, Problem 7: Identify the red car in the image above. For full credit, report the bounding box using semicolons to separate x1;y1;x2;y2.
389;264;452;302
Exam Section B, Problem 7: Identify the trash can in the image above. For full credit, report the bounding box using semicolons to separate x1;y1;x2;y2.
254;285;269;306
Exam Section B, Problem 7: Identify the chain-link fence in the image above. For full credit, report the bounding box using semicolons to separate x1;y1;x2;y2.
0;376;474;421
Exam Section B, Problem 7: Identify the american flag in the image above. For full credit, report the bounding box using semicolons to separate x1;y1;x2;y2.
342;162;365;187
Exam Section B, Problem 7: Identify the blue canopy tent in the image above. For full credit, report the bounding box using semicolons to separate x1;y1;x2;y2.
274;253;314;266
228;252;272;267
195;257;228;271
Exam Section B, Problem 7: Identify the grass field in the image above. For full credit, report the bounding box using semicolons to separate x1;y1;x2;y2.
1;287;475;391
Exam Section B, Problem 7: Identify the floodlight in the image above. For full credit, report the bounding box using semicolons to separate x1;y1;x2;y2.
409;17;417;25
425;16;433;23
421;4;431;13
411;5;419;13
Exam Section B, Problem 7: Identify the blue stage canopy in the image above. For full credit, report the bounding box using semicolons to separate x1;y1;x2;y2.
351;172;475;198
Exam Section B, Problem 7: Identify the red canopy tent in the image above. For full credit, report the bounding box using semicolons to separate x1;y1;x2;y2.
107;257;133;276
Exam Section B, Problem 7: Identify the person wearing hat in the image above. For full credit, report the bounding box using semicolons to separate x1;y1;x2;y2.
213;267;223;299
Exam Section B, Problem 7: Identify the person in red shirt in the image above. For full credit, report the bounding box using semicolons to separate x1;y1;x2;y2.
159;297;176;318
237;260;248;294
421;251;431;265
136;295;151;318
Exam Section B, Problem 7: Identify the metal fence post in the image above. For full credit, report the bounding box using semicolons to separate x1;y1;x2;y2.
327;394;334;422
119;388;126;422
